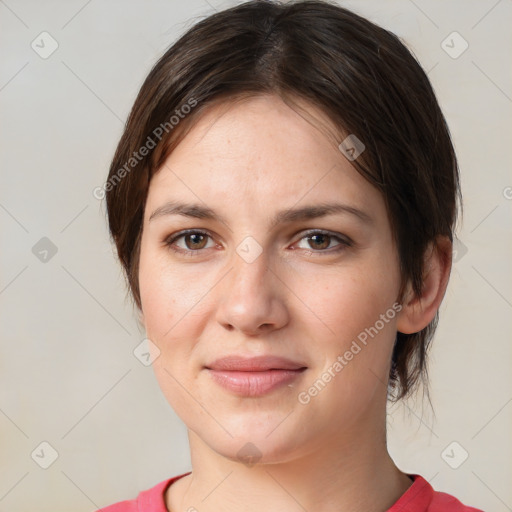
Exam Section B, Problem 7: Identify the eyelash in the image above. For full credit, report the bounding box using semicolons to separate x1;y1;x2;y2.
163;229;352;257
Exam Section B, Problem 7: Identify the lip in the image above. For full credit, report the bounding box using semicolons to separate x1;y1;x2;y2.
205;356;307;396
206;368;306;396
206;355;307;372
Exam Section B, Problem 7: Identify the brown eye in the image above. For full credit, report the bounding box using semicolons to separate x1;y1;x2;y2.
295;230;351;254
307;233;331;250
184;233;208;250
165;230;215;254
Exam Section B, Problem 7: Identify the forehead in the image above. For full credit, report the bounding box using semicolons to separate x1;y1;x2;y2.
146;95;384;220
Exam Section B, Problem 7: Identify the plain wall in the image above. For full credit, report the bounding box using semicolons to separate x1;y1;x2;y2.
0;1;510;511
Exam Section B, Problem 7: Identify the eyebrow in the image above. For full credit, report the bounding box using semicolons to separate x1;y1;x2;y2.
148;200;373;228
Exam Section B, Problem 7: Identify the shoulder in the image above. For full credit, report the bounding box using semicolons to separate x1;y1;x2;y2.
389;474;485;512
95;472;192;512
427;483;484;512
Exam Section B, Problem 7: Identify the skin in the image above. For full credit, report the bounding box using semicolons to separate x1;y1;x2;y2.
138;94;452;512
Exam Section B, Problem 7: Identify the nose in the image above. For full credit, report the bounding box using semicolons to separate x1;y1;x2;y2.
215;246;290;336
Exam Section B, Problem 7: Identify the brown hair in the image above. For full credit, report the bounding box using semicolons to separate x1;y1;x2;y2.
105;0;461;401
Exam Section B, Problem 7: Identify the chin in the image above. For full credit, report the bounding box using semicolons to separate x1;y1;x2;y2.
198;424;310;467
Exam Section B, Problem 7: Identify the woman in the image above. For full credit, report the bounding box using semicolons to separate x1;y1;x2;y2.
98;1;482;510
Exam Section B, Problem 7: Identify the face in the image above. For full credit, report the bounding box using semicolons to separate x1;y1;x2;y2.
138;95;403;463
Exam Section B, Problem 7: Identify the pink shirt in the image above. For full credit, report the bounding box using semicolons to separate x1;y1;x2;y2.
96;472;484;511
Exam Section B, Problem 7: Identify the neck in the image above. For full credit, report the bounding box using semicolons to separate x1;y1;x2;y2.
167;415;412;512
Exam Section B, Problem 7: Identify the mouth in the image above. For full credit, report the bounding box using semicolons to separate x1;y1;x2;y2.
205;355;307;396
205;368;307;396
205;354;307;372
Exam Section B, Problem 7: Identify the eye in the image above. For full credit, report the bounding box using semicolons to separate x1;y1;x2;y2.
294;230;351;254
164;228;352;257
164;230;217;255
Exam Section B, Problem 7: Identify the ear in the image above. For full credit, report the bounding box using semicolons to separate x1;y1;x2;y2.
396;236;453;334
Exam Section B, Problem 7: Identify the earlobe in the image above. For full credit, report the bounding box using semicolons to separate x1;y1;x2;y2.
396;236;453;335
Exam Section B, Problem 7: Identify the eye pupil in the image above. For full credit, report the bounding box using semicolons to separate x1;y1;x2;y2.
309;234;330;250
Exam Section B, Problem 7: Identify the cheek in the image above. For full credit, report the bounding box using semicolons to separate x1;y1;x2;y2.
292;267;400;424
138;247;207;412
138;246;207;341
292;251;401;398
295;258;400;341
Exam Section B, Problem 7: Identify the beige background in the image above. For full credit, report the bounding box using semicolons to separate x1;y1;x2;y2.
0;1;511;511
